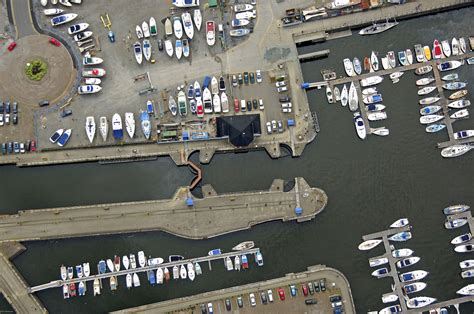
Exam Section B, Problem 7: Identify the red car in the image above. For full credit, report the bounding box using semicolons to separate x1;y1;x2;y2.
7;41;16;51
49;37;61;47
234;98;239;112
30;140;36;152
277;288;285;301
302;283;309;296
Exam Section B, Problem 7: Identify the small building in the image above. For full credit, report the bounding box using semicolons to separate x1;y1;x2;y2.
216;114;261;147
208;0;217;8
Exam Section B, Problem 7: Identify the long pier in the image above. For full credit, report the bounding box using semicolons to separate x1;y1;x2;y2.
28;248;260;293
0;177;327;242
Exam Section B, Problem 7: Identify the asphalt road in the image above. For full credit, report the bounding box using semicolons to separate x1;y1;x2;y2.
10;0;37;39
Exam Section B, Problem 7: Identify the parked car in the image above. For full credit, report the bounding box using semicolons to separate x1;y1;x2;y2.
246;100;252;111
39;100;49;107
256;69;262;83
7;41;16;51
0;114;3;126
243;71;249;84
13;142;20;154
249;72;255;84
249;293;256;307
271;120;277;131
331;301;342;308
275;81;286;87
277;120;283;133
49;37;61;46
232;74;237;87
290;285;297;297
267;289;274;302
234;98;240;112
252;99;258;110
302;283;309;296
4;114;9;124
314;281;320;292
207;302;214;314
225;298;231;311
260;291;267;304
266;122;272;134
278;287;285;300
308;282;314;295
20;142;25;153
305;298;318;305
277;86;288;93
200;303;207;314
330;295;342;303
5;102;10;113
282;107;292;113
61;109;73;117
280;95;291;102
240;99;246;112
12;102;18;114
30;140;36;152
281;102;292;108
7;142;13;154
26;140;31;152
238;73;243;85
258;99;264;110
320;278;326;292
0;101;3;113
237;296;243;308
1;143;6;155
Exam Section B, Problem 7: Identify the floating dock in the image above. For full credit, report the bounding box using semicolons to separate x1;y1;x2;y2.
0;178;327;242
298;49;330;61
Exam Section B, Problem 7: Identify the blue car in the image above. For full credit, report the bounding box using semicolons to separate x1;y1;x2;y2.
290;285;297;297
13;142;20;154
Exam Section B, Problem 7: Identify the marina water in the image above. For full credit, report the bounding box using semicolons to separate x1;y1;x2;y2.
1;7;473;313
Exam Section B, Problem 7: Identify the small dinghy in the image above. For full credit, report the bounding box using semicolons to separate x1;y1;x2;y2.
445;218;468;229
164;18;172;36
396;256;420;269
452;233;472;245
358;239;382;251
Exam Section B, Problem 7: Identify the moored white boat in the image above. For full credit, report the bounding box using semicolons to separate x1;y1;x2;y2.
399;270;428;283
452;37;460;55
85;116;96;143
406;49;413;64
414;44;424;62
180;264;187;279
372;267;389;278
406;296;436;309
363;94;383;104
441;40;451;57
353;112;366;140
403;282;427;295
369;257;389;267
415;65;433;75
451;233;472;245
445;218;468;229
358;239;381;251
455;244;474;253
333;86;341;102
382;294;398;304
448;99;470;109
418;86;436;96
362;87;377;95
132;273;140;287
438;60;463;72
343;58;355;77
389;71;403;80
390;218;409;228
419;97;440;105
449;89;468;100
93;278;101;295
419;114;444;125
420;105;442;115
392;248;414;258
172;17;183;39
389;231;412;242
326;86;333;104
457;284;474;296
426;124;446;133
450;109;469;119
348;82;358;111
370;51;379;71
221;92;229;113
140;111;151;140
379;305;402;314
367;111;387;121
396;256;420;269
441;144;473;158
416;77;435;86
372;128;389;136
149;17;157;36
460;260;474;269
187;262;195;281
360;76;383;87
340;84;348;107
444;204;470;215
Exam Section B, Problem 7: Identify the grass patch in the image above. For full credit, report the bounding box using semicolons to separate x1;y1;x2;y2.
25;60;48;81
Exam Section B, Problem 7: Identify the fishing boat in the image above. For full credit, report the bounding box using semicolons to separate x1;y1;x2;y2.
50;129;64;144
98;260;106;274
168;95;178;116
406;49;413;64
177;90;188;116
182;39;190;58
438;60;463;72
369;257;389;267
360;76;383;87
423;46;431;60
206;21;215;46
83;263;90;277
399;270;428;283
106;259;114;272
433;39;443;59
420;105;442;115
392;248;414;258
441;40;451;57
93;278;101;295
172;16;183;39
368;112;387;121
389;71;403;80
358;19;398;35
164;267;170;281
135;25;143;39
450;108;469;119
456;244;474;253
231;19;250;27
124;112;135;139
416;77;435;86
460;260;474;269
370;51;379;71
137;251;146;267
208;248;222;256
76;264;83;278
459;37;467;53
441;144;473;158
326;86;333;103
180;264;187;279
381;57;390;70
172;265;179;279
333;86;341;102
448;99;470;109
426;124;446;133
387;51;396;68
371;267;389;278
156;267;163;284
140;111;151;140
403;282;427;295
407;296;436;309
143;39;151;61
445;218;468;229
84;116;95;143
449;89;468;100
340;84;348;107
203;88;212;113
187;263;195;281
389;231;412;242
363;94;382;104
452;37;460;55
419;97;440;105
418;86;436;96
452;233;472;245
241;254;249;269
133;273;140;287
182;12;194;39
382;294;398;304
372;128;389;136
68;23;89;35
396;256;420;269
51;13;78;26
379;305;402;314
348;83;358;111
419;114;444;124
175;39;183;59
256;251;264;266
195;263;202;275
57;129;72;147
193;9;202;30
78;281;85;296
125;274;132;288
390;218;409;228
358;239;381;251
112;113;123;140
414;44;425;62
457;284;474;296
343;58;355;77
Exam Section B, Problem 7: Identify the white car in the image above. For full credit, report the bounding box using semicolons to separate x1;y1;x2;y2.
0;114;3;126
256;69;262;83
207;302;214;314
266;122;272;134
282;107;292;113
271;120;277;131
277;86;288;93
4;113;9;125
275;81;286;87
20;142;25;153
267;289;274;302
281;102;292;108
259;99;264;110
249;293;257;307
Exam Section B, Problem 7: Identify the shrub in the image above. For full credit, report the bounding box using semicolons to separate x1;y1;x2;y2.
25;60;48;81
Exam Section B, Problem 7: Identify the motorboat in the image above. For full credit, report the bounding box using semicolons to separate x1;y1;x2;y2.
208;248;222;256
420;105;442;115
438;60;463;72
50;129;64;144
164;267;170;281
399;270;428;283
419;114;444;125
372;128;389;136
449;89;468;100
460;260;474;269
73;31;93;42
194;263;202;275
187;84;194;99
110;275;118;290
137;251;146;267
415;65;433;75
343;58;355;77
234;3;253;12
98;260;106;274
392;248;414;258
93;278;101;295
165;39;174;57
389;231;412;242
445;218;468;229
44;9;64;16
126;274;132;288
403;282;427;295
396;256;420;269
390;218;409;228
450;109;469;119
156;267;163;284
122;255;129;270
235;255;241;271
83;263;90;277
112;113;123;140
364;57;371;71
455;244;474;253
326;86;333;104
358;239;381;251
398;50;408;66
147;257;164;266
140;111;151;140
41;0;48;6
340;84;348;107
452;37;460;55
418;86;436;96
135;25;143;39
457;284;474;296
180;264;187;279
82;55;103;66
182;12;194;39
333;86;341;102
443;81;467;90
241;254;249;269
85;116;95;143
143;39;151;61
370;51;379;71
78;281;85;296
441;144;473;158
230;28;251;37
379;305;402;314
387;51;396;68
172;0;200;7
224;256;234;271
82;68;106;77
362;87;377;95
59;0;71;7
256;251;264;266
368;112;387;121
426;124;446;133
452;233;472;245
182;39;190;58
68;23;89;35
98;116;108;142
235;10;256;20
203;88;212;113
369;257;389;268
140;21;150;38
172;266;179;279
106;259;114;272
353;112;366;140
423;45;431;60
133;273;140;287
363;94;382;104
349;82;358;111
221;92;229;113
83;78;101;85
124;112;135;139
149;17;157;36
419;97;440;105
433;39;442;59
459;37;467;53
168;95;178;116
382;294;398;304
211;76;219;94
448;99;470;109
206;21;215;46
372;267;389;278
389;71;403;80
194;81;202;98
442;73;459;81
175;39;183;60
444;204;470;215
164;18;172;36
172;16;183;39
178;90;188;116
414;44;425;62
416;77;435;86
57;129;72;147
51;13;77;26
358;19;398;35
231;19;250;27
196;99;204;117
441;40;451;57
360;76;383;87
60;265;67;280
406;49;413;64
454;130;474;140
193;9;202;30
407;297;436;309
78;85;102;94
233;241;254;251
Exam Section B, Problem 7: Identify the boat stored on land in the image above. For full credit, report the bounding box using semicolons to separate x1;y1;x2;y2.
112;113;123;140
85;116;95;143
51;13;77;26
125;112;135;139
206;21;215;46
193;9;202;30
452;233;472;245
57;129;72;147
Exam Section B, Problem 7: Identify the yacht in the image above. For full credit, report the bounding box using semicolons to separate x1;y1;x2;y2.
452;233;472;245
348;82;358;111
459;260;474;269
140;111;151;140
353;112;366;139
358;19;398;35
396;256;420;269
457;284;474;296
419;114;443;125
340;84;348;107
406;296;436;309
125;112;135;139
137;251;146;267
445;218;468;229
389;231;412;242
454;130;474;140
369;257;389;268
85;116;96;144
372;267;389;278
399;270;428;283
455;244;474;253
403;282;427;295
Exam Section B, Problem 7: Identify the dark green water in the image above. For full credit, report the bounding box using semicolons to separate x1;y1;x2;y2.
1;7;474;314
